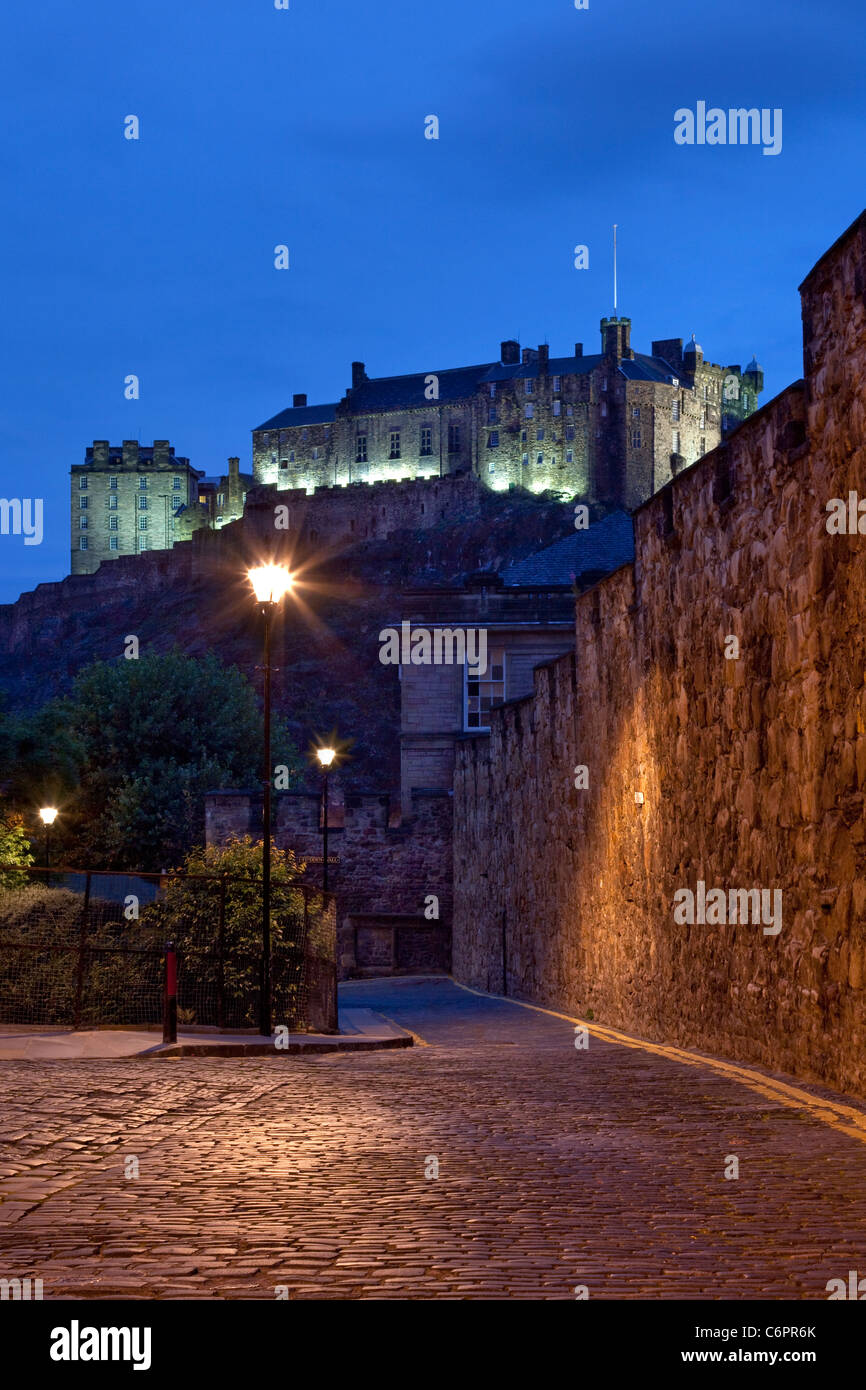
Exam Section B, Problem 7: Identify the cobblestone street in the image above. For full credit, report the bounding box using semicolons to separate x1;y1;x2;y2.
2;977;866;1300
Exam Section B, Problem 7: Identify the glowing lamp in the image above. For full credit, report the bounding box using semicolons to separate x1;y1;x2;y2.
316;748;336;769
247;565;293;604
39;807;59;826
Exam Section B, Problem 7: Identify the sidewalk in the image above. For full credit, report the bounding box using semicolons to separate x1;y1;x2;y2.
0;1007;412;1060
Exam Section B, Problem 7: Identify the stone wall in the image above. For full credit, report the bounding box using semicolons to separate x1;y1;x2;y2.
206;787;453;979
453;209;866;1099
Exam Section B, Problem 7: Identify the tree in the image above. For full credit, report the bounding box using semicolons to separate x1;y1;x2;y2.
2;651;302;870
0;809;33;888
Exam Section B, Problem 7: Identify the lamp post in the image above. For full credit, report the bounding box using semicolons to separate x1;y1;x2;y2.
315;748;336;892
247;564;294;1037
39;807;58;885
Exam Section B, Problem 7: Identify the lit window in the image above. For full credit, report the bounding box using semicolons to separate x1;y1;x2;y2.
487;431;499;448
420;427;433;456
465;647;506;730
356;434;367;463
553;400;561;417
389;430;401;459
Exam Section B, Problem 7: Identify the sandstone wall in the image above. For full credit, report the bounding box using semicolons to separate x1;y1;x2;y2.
453;210;866;1098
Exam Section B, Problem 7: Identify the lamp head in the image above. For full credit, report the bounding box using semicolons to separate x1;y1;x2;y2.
247;564;294;604
39;807;59;826
316;748;336;769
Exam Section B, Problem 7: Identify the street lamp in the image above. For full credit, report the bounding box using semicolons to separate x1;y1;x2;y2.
39;807;58;883
247;563;294;1036
315;747;336;893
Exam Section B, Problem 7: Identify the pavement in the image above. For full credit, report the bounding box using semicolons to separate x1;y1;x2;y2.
2;975;866;1299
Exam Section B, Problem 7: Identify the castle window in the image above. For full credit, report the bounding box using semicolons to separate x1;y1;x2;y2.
465;646;506;730
521;430;527;443
280;459;288;469
553;376;561;392
489;459;496;475
79;495;88;509
536;454;543;466
79;516;87;529
420;427;433;456
700;436;707;455
312;448;320;460
302;430;308;442
79;475;88;489
488;406;498;424
566;405;573;416
632;407;640;420
602;377;608;391
356;435;367;463
700;411;706;429
487;431;499;448
109;475;117;489
79;537;88;550
703;383;709;401
448;424;460;453
525;379;534;395
139;496;148;509
566;425;575;441
173;476;182;489
566;450;574;464
552;457;559;468
139;517;148;530
139;477;147;489
536;429;544;442
389;430;401;459
672;397;681;422
139;536;148;550
522;453;528;467
601;402;607;417
217;493;225;506
109;536;119;551
109;514;118;529
488;383;496;398
553;400;561;417
525;404;534;419
673;430;681;455
672;376;680;388
271;453;277;465
108;494;117;509
262;433;270;447
632;430;641;448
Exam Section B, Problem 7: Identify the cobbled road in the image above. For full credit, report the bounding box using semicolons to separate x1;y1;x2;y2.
2;977;866;1300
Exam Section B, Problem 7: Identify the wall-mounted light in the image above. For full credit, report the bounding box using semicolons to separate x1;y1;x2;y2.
634;792;645;806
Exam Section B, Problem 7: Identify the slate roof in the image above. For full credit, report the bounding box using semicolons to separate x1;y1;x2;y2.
255;348;681;431
500;509;635;589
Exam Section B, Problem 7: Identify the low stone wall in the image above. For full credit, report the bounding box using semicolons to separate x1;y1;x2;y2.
453;210;866;1098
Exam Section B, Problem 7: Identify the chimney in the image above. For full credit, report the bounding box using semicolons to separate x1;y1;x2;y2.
122;440;139;468
537;344;549;372
228;456;240;481
600;316;632;361
500;339;520;365
351;362;367;389
522;347;538;364
574;343;583;358
153;440;171;468
92;440;109;466
293;393;307;408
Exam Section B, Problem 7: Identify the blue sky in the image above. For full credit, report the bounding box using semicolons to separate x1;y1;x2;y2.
1;0;863;603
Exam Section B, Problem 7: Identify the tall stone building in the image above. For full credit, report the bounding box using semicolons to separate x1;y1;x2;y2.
253;318;762;510
70;441;202;576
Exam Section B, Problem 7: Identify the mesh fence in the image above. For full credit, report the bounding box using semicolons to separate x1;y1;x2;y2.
0;867;336;1033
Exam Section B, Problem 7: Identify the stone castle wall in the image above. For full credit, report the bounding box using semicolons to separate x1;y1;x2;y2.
453;210;866;1098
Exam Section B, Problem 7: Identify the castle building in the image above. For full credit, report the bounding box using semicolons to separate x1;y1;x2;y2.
70;441;202;576
70;444;253;576
253;318;763;510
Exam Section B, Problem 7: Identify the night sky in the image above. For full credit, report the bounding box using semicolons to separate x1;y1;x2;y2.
1;0;863;603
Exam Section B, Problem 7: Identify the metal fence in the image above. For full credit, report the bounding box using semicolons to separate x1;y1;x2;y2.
0;867;336;1033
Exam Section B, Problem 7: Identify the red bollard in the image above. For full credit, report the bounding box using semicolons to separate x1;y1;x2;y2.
163;942;177;1044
